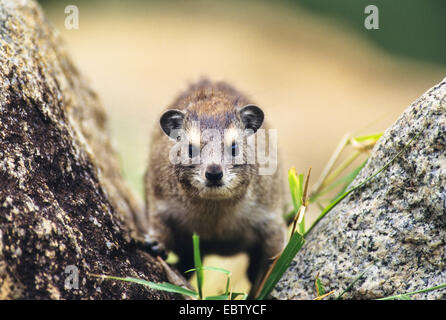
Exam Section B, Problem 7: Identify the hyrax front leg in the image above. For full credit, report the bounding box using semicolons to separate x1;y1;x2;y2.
143;232;168;260
248;219;287;298
247;245;269;297
142;211;172;260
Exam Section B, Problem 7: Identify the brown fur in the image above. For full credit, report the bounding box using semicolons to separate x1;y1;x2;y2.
144;79;287;296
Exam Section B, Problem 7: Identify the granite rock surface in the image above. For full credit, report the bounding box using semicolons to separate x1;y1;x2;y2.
272;79;446;299
0;0;181;299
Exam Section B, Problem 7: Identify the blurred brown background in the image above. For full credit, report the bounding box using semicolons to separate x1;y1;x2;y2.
41;0;446;296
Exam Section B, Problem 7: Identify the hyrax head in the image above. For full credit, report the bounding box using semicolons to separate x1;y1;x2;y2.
159;103;264;200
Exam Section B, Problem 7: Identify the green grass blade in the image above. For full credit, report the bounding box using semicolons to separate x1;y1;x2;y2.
202;266;232;275
333;159;368;200
298;213;305;235
352;133;383;143
185;266;232;275
284;169;303;224
185;264;235;298
298;174;304;200
256;232;305;300
336;264;372;299
377;282;446;300
193;232;204;300
290;168;310;236
205;294;229;300
202;266;232;295
288;168;303;212
288;169;298;210
305;128;424;238
204;292;247;300
310;159;367;203
309;176;350;203
96;275;198;298
304;193;345;237
315;276;326;296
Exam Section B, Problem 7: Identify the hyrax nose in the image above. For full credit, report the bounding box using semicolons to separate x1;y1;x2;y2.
205;164;223;182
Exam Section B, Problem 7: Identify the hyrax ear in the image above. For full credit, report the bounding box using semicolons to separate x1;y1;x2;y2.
160;109;185;138
239;104;264;134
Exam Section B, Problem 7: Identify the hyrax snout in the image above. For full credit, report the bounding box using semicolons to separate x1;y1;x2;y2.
144;79;287;296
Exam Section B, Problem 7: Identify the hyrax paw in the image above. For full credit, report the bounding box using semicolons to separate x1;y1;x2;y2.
142;234;168;260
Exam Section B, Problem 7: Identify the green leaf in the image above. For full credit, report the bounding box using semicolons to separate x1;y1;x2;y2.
203;266;232;295
298;174;304;200
256;232;305;300
351;133;383;143
193;232;204;300
316;276;326;296
288;168;308;234
185;266;231;275
288;168;302;212
298;213;305;235
204;292;247;300
186;265;233;296
202;266;232;275
97;275;198;298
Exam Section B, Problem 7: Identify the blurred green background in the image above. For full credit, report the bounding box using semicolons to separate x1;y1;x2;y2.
287;0;446;66
40;0;446;66
38;0;446;295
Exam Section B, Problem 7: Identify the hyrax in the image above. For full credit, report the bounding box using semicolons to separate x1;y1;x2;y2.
144;79;287;295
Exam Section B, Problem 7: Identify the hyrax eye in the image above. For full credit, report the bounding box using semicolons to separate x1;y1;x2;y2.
188;144;199;158
231;142;239;157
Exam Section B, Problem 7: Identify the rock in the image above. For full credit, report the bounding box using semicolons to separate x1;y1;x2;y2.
0;0;183;299
272;79;446;300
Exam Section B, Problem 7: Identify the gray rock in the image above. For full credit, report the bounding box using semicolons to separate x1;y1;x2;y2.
272;78;446;300
0;0;183;299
